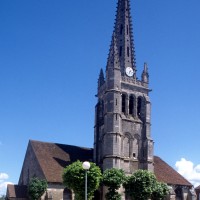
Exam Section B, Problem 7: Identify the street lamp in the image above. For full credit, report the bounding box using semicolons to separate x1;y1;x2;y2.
82;161;91;200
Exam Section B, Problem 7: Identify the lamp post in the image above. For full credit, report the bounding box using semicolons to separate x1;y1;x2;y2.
82;161;91;200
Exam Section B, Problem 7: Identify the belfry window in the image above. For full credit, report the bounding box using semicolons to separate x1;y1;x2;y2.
122;94;126;113
137;97;142;117
129;96;134;115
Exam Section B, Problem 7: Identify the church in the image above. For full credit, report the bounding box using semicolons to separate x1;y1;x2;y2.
6;0;196;200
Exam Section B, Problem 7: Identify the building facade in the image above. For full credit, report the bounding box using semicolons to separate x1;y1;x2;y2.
6;0;197;200
94;0;153;173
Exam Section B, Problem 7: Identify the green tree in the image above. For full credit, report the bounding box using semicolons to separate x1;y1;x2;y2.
28;177;47;200
102;168;126;200
62;161;102;200
151;182;169;200
123;170;157;200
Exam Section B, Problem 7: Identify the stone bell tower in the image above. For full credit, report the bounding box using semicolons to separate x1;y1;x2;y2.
94;0;154;174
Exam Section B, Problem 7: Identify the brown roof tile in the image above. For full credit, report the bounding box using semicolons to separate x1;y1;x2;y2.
7;184;28;198
30;140;93;183
154;156;192;186
29;140;192;187
195;185;200;190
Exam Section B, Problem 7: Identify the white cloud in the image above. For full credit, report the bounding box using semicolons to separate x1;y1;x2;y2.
0;182;12;196
175;158;200;187
0;173;12;196
0;173;9;180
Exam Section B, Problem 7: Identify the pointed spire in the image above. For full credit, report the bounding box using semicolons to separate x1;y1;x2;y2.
106;33;120;70
111;0;136;76
98;68;105;88
142;62;149;83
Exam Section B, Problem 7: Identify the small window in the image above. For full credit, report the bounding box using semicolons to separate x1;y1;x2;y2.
133;153;136;158
127;25;129;35
120;24;123;35
119;46;122;57
127;47;130;57
137;97;142;117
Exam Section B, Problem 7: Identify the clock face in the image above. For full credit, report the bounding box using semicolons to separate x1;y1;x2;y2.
125;67;134;77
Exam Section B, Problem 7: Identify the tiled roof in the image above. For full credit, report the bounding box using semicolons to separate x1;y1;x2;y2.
154;156;192;186
30;140;93;183
29;140;192;187
195;185;200;190
7;184;28;198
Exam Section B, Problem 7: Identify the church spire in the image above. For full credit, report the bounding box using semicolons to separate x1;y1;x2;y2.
98;68;105;88
94;0;154;174
142;62;149;83
106;33;120;71
111;0;136;77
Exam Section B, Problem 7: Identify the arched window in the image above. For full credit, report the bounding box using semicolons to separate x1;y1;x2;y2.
122;94;126;114
129;96;134;115
175;186;183;200
63;188;72;200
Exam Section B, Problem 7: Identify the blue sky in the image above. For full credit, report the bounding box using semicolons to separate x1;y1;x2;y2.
0;0;200;195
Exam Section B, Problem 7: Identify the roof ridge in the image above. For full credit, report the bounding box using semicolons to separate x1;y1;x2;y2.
30;139;93;150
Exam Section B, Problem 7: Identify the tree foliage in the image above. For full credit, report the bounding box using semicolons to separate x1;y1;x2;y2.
0;195;5;200
28;177;47;200
102;168;126;200
151;182;169;200
123;170;169;200
62;161;102;200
